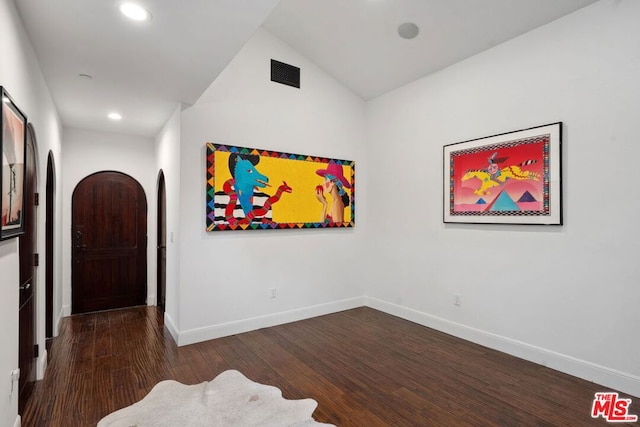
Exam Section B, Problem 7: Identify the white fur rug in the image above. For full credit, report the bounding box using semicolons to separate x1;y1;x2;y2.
98;370;335;426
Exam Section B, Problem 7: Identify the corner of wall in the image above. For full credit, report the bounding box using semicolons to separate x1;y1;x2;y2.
55;305;65;337
37;349;48;380
175;297;366;347
364;297;640;398
163;311;180;345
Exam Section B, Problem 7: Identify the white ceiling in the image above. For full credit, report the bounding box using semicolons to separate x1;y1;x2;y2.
14;0;280;137
14;0;598;138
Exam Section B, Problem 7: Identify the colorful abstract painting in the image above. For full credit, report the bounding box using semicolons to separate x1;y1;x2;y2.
206;143;355;231
443;122;562;225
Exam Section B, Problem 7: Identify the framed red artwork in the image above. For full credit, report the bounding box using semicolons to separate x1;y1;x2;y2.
443;122;562;225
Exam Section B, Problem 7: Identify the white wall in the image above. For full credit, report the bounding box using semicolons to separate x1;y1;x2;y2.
0;0;63;424
61;128;157;314
3;4;637;427
365;0;640;396
176;27;367;344
155;104;182;337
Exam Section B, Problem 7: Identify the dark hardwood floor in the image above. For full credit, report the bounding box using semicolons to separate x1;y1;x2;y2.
22;306;637;426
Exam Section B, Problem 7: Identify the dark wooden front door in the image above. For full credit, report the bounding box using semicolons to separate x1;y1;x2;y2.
72;171;147;314
18;124;37;414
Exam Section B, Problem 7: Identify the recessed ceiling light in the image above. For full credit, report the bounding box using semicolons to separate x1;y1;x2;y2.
2;96;10;103
398;22;419;40
120;3;152;22
108;112;123;121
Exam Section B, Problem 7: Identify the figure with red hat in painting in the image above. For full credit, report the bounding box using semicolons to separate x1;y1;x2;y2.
314;162;351;223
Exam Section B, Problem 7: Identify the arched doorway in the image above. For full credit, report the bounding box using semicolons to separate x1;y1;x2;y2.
156;170;166;312
71;171;147;314
45;151;55;338
18;124;38;414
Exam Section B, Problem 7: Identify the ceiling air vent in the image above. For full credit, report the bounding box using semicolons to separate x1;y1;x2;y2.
271;59;300;88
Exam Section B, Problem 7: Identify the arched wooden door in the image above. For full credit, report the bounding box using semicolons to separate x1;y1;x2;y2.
72;171;147;314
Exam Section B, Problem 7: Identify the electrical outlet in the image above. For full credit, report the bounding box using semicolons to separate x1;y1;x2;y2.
454;294;461;306
269;288;277;298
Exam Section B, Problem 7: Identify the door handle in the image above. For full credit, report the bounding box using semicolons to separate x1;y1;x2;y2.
75;230;87;251
20;283;31;290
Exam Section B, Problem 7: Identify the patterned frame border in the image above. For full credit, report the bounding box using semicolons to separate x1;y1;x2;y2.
443;122;562;225
206;143;355;231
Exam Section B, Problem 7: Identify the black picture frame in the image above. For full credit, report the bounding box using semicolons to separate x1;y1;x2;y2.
1;86;28;240
443;122;562;225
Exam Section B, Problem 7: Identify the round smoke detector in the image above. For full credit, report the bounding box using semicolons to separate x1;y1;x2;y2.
398;22;419;39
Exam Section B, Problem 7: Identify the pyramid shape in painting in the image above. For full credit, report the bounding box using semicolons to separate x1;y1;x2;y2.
517;190;537;203
486;190;520;211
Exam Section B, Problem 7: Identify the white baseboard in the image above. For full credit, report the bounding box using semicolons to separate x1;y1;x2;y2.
176;297;366;346
147;296;157;306
365;296;640;398
13;415;21;427
161;295;640;397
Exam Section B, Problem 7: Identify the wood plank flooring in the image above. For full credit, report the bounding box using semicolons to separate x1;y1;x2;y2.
21;306;638;426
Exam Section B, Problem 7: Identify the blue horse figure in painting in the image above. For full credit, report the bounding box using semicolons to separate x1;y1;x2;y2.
229;154;270;216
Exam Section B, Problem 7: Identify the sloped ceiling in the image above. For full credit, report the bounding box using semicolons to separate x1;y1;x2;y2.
263;0;598;100
14;0;598;137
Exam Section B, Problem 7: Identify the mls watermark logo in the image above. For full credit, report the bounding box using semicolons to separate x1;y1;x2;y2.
591;392;638;423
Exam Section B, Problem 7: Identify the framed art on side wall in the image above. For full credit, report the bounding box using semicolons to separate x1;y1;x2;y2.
443;122;562;225
1;86;28;240
206;143;355;231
